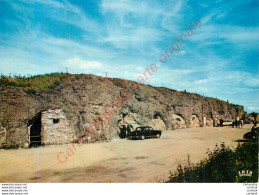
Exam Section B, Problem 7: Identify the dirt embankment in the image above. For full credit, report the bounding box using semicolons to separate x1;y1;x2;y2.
0;74;245;148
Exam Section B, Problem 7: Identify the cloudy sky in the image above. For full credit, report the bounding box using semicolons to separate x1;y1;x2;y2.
0;0;258;113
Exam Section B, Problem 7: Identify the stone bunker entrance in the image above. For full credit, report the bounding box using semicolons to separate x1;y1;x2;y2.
29;113;42;146
172;114;186;130
28;109;74;146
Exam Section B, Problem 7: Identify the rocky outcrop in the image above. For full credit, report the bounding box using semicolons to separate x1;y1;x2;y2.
0;74;246;148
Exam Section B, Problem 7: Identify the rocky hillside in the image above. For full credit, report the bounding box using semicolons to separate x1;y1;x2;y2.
0;74;245;148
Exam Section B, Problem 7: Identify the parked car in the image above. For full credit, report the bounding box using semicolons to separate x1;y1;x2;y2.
223;120;234;126
216;119;234;127
128;126;162;140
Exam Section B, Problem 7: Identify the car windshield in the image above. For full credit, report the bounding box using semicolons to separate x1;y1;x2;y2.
135;127;153;131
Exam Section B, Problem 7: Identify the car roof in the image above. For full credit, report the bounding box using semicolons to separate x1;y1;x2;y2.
136;126;152;128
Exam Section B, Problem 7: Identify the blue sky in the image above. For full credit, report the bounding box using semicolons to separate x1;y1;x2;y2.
0;0;258;113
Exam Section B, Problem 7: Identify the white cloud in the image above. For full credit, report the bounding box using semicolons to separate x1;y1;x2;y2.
103;26;163;50
175;50;186;56
247;107;259;112
0;29;117;75
100;0;182;17
193;23;259;44
243;76;259;87
193;79;207;84
100;0;184;51
64;57;102;70
7;0;101;34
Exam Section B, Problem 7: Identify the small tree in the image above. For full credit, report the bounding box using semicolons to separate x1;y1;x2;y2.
250;112;258;121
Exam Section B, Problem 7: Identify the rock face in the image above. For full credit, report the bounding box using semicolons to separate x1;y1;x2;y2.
0;74;246;148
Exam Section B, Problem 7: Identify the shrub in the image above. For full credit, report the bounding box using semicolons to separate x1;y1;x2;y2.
0;73;68;93
167;141;258;183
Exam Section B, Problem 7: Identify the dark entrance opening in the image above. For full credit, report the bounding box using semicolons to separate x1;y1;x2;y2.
118;124;133;139
29;113;42;146
154;113;161;119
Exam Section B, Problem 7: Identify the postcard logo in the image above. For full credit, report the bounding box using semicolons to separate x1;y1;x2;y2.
239;170;252;177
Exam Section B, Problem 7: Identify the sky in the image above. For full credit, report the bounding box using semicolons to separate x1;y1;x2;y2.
0;0;258;113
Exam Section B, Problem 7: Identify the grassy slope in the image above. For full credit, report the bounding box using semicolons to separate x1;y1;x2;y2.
0;73;67;93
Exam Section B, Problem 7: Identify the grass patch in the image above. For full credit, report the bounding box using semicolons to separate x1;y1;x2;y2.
0;73;67;93
167;141;258;183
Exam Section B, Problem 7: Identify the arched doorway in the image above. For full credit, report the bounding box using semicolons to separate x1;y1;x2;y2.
29;113;42;146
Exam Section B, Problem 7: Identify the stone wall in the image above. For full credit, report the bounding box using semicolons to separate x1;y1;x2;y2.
41;109;74;145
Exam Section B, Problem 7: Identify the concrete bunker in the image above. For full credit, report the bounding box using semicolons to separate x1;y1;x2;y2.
28;109;74;146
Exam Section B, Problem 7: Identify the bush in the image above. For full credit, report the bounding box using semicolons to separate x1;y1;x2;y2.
167;141;258;183
0;73;68;93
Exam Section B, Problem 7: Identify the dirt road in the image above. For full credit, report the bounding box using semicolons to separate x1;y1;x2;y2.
0;125;251;183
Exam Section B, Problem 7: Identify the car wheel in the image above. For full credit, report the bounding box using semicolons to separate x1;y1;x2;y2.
141;135;145;140
156;134;160;138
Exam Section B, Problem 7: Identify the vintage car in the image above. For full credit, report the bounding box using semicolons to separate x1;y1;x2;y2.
223;119;234;126
128;126;162;140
